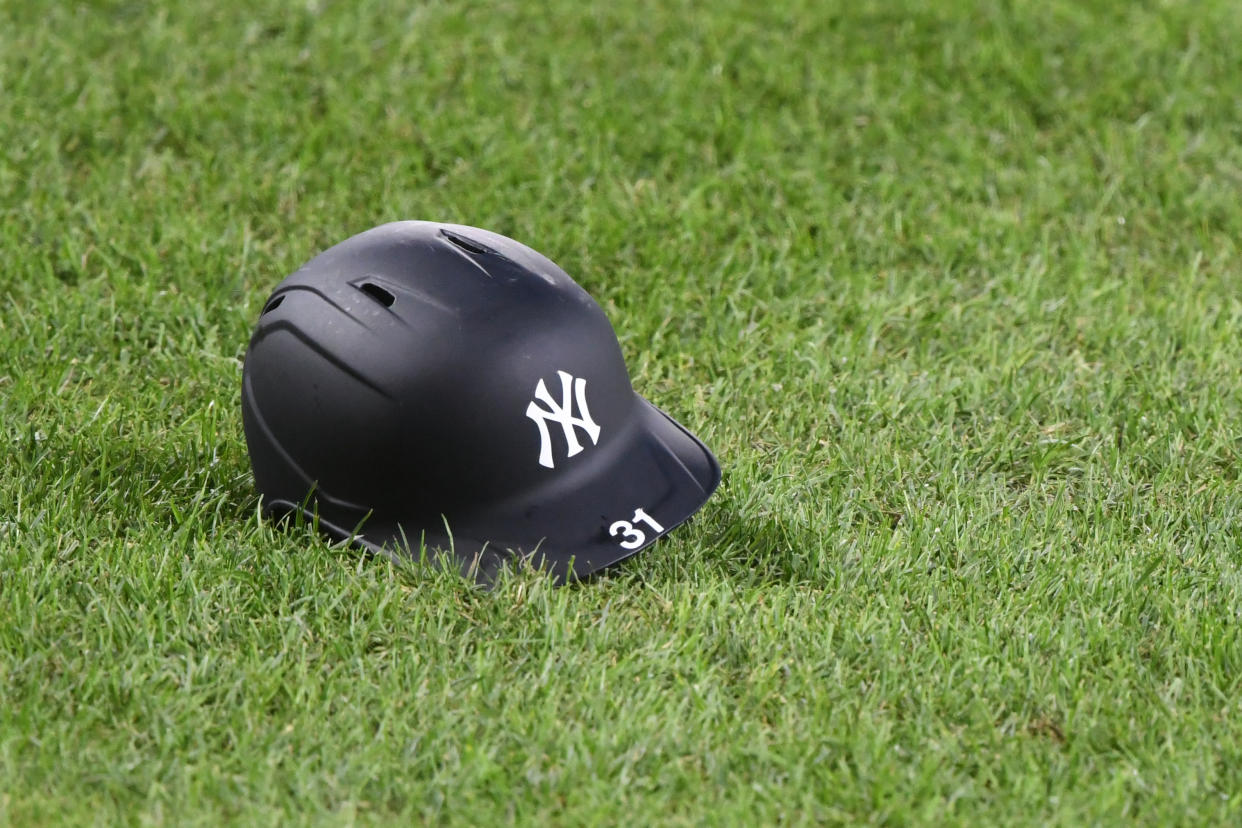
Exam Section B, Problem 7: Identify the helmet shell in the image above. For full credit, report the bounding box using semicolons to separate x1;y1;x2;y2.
242;222;719;581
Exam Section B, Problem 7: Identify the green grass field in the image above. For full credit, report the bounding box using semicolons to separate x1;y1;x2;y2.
4;0;1242;823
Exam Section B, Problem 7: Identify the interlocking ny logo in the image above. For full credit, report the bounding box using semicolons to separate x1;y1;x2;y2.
525;370;601;469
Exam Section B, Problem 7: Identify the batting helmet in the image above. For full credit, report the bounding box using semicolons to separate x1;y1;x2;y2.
241;221;720;582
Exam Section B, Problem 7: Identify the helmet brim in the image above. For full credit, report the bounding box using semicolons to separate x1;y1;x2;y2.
267;396;720;584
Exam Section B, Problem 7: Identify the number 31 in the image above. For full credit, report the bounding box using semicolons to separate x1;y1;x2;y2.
609;508;665;550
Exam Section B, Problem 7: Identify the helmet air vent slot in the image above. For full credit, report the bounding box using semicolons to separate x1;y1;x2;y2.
261;295;285;315
441;229;491;256
359;282;395;308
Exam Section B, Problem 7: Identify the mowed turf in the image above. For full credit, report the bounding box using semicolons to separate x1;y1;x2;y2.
3;0;1242;823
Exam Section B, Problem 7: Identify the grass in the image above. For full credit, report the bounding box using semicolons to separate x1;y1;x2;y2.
3;0;1242;822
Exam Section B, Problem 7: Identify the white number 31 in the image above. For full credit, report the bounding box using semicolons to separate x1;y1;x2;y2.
609;508;665;550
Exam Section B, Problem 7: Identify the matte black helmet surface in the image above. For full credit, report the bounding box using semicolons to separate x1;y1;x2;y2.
241;221;720;582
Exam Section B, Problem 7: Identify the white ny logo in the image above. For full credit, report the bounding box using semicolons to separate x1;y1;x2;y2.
525;370;601;469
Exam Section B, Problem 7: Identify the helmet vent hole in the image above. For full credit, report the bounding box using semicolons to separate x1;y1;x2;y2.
442;229;490;256
261;295;284;315
359;282;395;307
